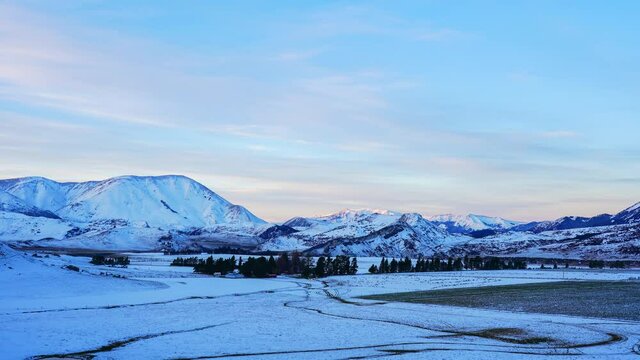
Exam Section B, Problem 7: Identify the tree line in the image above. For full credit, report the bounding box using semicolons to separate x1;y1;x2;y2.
368;256;527;274
172;253;631;277
588;260;626;269
90;255;130;267
171;252;358;278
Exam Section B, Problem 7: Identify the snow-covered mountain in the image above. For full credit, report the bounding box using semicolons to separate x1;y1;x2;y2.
0;175;266;249
0;190;60;219
515;215;615;233
612;202;640;224
1;175;638;259
426;213;522;234
512;202;640;233
260;205;640;259
303;212;461;258
260;209;406;250
447;223;640;260
0;175;264;228
258;209;461;257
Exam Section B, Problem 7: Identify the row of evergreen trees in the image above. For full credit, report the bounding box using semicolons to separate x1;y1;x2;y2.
313;256;358;277
193;256;237;275
170;256;200;266
588;260;626;269
463;256;527;270
90;255;130;267
368;256;527;274
186;253;358;278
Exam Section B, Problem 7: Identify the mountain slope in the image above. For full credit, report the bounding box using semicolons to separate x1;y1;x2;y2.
0;175;266;249
0;211;72;241
304;212;461;258
0;177;88;213
261;209;404;250
266;205;640;259
514;202;640;233
56;175;265;227
612;202;640;224
0;175;265;228
523;214;615;233
1;175;638;259
262;210;459;257
447;223;640;260
0;190;60;219
427;214;522;234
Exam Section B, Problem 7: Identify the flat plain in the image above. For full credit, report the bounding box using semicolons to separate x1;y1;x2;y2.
2;249;640;359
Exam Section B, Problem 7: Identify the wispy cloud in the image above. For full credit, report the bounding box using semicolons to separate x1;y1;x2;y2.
507;71;540;83
415;28;467;42
272;48;326;62
540;130;579;139
289;5;469;43
1;2;638;222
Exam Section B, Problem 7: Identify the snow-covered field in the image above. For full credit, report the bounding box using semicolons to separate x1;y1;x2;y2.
1;246;639;359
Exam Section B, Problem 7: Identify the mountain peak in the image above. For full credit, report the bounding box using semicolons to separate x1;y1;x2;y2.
613;201;640;224
623;201;640;213
426;213;522;234
321;208;398;218
0;174;265;228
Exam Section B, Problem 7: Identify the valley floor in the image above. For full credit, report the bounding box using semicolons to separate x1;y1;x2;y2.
1;249;640;359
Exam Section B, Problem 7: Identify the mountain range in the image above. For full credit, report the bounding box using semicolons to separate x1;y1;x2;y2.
0;175;638;259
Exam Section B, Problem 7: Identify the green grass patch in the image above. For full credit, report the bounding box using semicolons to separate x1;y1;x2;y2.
360;280;640;321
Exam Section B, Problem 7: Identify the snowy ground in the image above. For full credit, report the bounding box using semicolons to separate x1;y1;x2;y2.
1;247;640;359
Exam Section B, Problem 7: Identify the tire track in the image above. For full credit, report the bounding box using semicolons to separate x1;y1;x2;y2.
9;285;300;315
22;277;632;359
284;279;626;356
31;322;232;359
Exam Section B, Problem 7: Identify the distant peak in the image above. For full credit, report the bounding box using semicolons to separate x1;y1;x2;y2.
623;201;640;212
107;174;195;182
322;208;397;217
2;176;56;183
398;212;426;222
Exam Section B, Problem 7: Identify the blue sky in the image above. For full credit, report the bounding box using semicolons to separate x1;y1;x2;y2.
1;0;639;221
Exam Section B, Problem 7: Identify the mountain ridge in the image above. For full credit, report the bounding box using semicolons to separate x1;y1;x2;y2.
1;175;638;259
0;175;265;228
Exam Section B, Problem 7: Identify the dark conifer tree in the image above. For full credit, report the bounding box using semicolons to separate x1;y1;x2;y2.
301;255;315;278
473;256;482;270
350;257;358;275
326;257;334;276
414;257;422;272
402;257;412;272
379;257;386;273
268;255;278;274
453;258;463;271
291;252;302;274
390;258;398;273
277;253;290;274
432;258;441;271
315;257;326;277
240;257;254;277
254;257;269;277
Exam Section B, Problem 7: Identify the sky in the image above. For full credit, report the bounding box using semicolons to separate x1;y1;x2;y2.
1;0;639;222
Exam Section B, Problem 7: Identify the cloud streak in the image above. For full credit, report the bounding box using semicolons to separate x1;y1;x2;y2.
0;2;638;222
